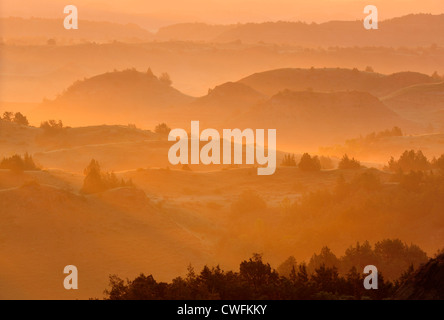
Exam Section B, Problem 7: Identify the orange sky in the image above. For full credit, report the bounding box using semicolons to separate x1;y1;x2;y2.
1;0;443;29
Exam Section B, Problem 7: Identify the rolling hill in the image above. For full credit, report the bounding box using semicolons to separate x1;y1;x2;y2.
233;90;414;150
0;181;211;299
186;82;266;123
382;82;444;127
238;68;437;97
28;67;432;150
34;69;195;127
152;14;444;47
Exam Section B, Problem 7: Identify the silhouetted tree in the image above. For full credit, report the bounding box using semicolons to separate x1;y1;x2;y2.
0;153;39;173
338;154;361;169
159;73;172;86
298;153;321;172
281;154;297;167
154;123;171;135
81;159;133;194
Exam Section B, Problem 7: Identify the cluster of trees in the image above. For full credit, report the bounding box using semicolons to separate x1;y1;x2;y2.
154;123;171;135
0;153;40;173
281;153;358;171
1;111;29;126
104;239;429;300
388;150;444;172
146;67;173;86
81;159;133;194
338;154;361;170
278;239;428;282
40;120;65;134
282;153;324;171
298;153;322;172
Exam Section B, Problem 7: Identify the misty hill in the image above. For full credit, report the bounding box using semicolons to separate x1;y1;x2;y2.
321;132;444;164
156;23;233;41
394;253;444;300
35;69;194;127
383;82;444;126
5;14;444;47
0;119;160;156
0;17;153;44
212;14;444;46
187;82;266;121
238;68;437;98
234;90;412;149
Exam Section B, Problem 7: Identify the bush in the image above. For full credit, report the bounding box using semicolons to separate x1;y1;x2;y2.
154;123;171;135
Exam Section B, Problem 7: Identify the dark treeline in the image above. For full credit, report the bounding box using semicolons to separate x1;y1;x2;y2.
104;239;431;301
1;111;29;126
0;153;40;173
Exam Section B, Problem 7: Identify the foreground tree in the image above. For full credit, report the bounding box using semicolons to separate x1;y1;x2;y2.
298;153;321;172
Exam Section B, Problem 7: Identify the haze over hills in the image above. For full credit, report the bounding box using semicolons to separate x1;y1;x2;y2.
383;82;444;126
2;14;444;47
186;82;266;122
0;181;210;299
234;90;413;150
2;42;443;103
0;17;153;44
2;6;444;300
238;68;437;97
28;67;436;150
212;14;444;46
155;23;233;42
34;69;194;127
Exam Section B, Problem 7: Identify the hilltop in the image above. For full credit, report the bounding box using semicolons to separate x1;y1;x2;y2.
35;69;194;127
187;82;266;123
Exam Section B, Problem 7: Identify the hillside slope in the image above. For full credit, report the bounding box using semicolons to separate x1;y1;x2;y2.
0;183;210;299
383;82;444;127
